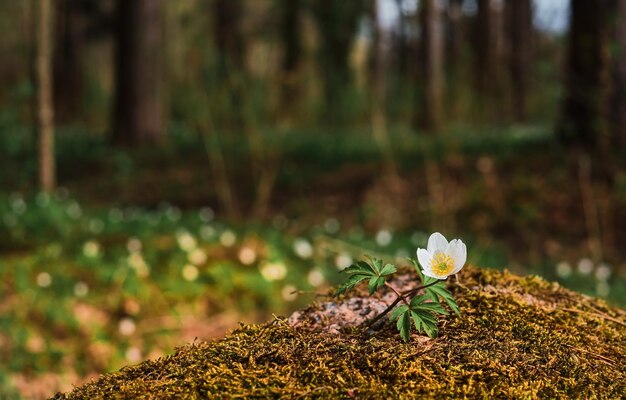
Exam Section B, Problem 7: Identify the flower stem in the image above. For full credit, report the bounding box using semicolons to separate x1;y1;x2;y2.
361;279;445;329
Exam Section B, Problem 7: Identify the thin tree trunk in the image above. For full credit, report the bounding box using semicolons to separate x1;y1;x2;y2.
113;0;164;145
474;0;495;120
53;0;83;124
38;0;55;193
420;0;445;132
446;0;463;119
610;0;626;147
505;0;533;122
279;0;302;122
557;0;613;150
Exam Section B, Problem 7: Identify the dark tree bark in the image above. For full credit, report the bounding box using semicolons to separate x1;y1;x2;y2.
609;0;626;147
420;0;445;133
279;0;302;117
113;0;164;145
446;0;464;119
38;0;56;192
310;0;368;125
557;0;614;149
53;0;84;124
213;0;245;72
505;0;533;122
474;0;495;109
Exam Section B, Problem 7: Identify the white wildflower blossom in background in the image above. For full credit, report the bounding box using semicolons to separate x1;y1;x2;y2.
127;237;142;253
125;347;142;363
595;263;611;281
556;261;572;278
176;231;197;252
36;272;52;288
324;218;340;234
577;258;593;275
293;238;313;259
188;248;207;266
182;264;199;281
417;232;466;280
375;229;393;247
238;246;257;265
281;285;298;301
260;262;287;281
82;240;101;258
219;230;237;247
74;281;89;297
118;318;136;336
334;253;352;270
307;269;325;287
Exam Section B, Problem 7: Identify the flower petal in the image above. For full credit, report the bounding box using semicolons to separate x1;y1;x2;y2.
427;232;448;254
446;239;467;274
416;248;433;271
421;268;444;279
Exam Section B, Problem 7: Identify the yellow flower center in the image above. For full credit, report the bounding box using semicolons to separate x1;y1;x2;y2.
431;252;454;276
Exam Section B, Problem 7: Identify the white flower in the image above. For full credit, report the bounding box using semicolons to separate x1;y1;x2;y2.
417;232;466;280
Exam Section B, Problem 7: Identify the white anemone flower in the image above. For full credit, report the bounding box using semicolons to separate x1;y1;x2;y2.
417;232;466;280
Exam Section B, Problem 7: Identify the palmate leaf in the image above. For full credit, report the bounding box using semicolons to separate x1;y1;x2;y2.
397;310;412;342
368;276;386;295
425;284;460;316
389;304;409;321
334;273;370;296
380;263;397;277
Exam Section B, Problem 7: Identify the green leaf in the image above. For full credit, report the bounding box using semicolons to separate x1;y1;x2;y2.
410;294;430;308
414;302;449;316
412;309;437;325
380;263;397;277
367;276;378;295
389;304;409;321
411;311;423;333
334;273;370;296
397;311;412;342
367;257;384;274
422;319;438;338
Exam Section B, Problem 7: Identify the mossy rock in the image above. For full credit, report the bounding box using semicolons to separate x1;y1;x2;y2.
54;266;625;399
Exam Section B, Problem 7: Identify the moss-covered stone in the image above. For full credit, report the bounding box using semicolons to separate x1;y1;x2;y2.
53;266;625;399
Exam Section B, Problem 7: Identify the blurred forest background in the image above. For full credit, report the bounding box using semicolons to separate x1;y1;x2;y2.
1;0;626;397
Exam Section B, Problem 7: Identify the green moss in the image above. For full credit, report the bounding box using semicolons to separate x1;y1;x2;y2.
53;267;626;399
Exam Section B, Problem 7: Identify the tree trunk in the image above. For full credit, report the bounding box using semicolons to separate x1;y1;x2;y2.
38;0;55;193
53;0;83;124
279;0;302;120
474;0;495;119
213;0;245;72
446;0;463;118
113;0;164;146
610;0;626;147
557;0;614;149
311;0;366;125
420;0;445;133
505;0;533;122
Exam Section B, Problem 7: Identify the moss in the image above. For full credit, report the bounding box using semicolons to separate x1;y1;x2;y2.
53;266;626;399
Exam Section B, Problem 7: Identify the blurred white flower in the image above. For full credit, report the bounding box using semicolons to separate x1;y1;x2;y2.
375;229;393;247
199;225;216;240
127;253;150;277
165;206;181;222
188;248;207;266
11;197;26;215
260;262;287;281
577;258;594;275
36;272;52;288
334;253;352;270
35;192;50;207
199;207;215;223
182;264;199;281
219;230;237;247
176;231;197;252
127;237;142;253
83;240;101;258
307;269;325;287
293;238;313;259
238;246;257;265
595;263;611;281
556;261;572;278
324;218;340;234
281;285;298;301
596;281;610;297
74;281;89;297
417;232;467;280
125;347;142;363
66;202;82;219
118;318;136;336
89;219;104;234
